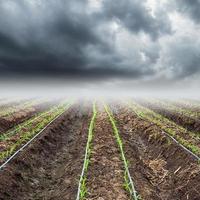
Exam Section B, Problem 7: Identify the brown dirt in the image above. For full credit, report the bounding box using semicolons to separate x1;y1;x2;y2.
0;99;30;111
86;108;130;200
0;101;57;134
167;101;200;115
111;104;200;200
0;104;91;200
136;100;200;133
134;100;200;151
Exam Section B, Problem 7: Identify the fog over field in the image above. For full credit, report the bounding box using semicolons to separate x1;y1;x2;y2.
0;0;199;96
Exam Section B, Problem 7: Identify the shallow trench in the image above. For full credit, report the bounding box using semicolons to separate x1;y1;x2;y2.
0;104;91;200
111;104;200;200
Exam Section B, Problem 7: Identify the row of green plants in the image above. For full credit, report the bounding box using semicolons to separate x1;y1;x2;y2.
0;100;73;163
0;100;67;141
128;101;200;157
76;102;97;200
170;99;200;110
0;98;49;118
135;99;200;141
149;98;200;120
104;103;139;200
0;98;29;111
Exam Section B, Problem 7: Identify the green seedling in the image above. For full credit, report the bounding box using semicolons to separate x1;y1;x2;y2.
104;103;138;200
77;102;97;200
128;101;200;159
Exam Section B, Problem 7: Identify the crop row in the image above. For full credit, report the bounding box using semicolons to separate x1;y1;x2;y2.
0;98;30;111
77;102;139;200
0;100;200;199
104;104;139;199
0;98;47;118
147;98;200;120
128;101;200;158
76;102;97;200
0;100;73;164
135;98;200;134
165;99;200;114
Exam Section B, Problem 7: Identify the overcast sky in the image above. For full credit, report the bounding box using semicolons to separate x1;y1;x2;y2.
0;0;200;93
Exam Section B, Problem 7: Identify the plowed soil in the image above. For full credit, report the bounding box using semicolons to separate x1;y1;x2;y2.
0;99;29;111
166;101;200;114
137;100;200;133
86;108;129;200
111;104;200;200
0;104;91;200
0;101;57;134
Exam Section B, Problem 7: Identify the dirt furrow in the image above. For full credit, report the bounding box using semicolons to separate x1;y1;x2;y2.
136;99;200;133
85;108;129;200
0;100;57;134
111;104;200;200
0;104;91;200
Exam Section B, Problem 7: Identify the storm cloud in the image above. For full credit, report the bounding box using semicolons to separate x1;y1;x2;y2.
0;0;199;88
173;0;200;23
101;0;172;40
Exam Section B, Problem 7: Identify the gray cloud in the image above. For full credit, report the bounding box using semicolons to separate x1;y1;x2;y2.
0;0;171;80
0;0;113;78
101;0;172;40
174;0;200;23
0;0;199;89
161;36;200;79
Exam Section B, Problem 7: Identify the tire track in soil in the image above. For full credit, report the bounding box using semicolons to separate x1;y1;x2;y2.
85;106;129;200
111;104;200;200
0;104;92;200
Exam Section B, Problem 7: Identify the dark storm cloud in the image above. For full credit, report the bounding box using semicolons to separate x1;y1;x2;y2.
0;0;110;78
174;0;200;23
0;0;172;80
0;0;199;84
163;36;200;79
101;0;172;40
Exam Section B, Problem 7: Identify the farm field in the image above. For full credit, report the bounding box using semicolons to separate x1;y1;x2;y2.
135;98;200;132
0;98;200;200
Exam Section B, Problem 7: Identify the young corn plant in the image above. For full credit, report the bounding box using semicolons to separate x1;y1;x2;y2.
76;102;97;200
104;103;139;200
0;101;71;142
0;101;73;163
128;101;200;161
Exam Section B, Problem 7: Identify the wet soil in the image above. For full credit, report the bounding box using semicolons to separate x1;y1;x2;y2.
0;101;57;134
0;104;91;200
111;105;200;200
86;108;129;200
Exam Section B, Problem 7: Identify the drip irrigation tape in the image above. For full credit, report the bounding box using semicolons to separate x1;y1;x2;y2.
0;103;73;171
